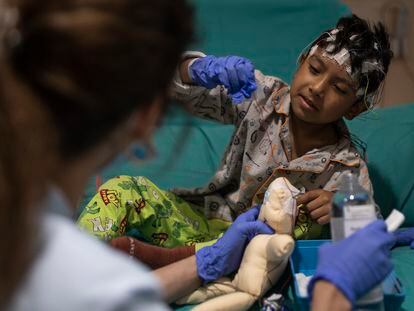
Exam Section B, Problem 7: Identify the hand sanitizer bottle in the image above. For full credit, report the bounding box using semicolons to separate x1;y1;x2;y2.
330;172;384;311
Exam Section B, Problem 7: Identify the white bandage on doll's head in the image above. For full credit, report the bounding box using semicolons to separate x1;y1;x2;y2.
307;28;385;108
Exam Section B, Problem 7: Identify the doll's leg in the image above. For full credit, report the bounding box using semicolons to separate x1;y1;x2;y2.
176;277;236;305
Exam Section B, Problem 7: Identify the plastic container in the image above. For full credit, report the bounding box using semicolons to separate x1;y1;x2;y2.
289;240;405;311
330;172;384;309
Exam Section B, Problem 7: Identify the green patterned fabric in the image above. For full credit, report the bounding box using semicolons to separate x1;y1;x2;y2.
78;176;230;247
293;204;330;240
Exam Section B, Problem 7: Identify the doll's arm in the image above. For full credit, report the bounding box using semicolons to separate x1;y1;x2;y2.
175;277;235;305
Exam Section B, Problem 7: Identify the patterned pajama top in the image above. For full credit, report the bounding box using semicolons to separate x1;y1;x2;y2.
169;52;373;223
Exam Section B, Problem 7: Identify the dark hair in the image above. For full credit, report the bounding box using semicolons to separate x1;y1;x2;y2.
0;64;54;306
11;0;193;158
0;0;193;305
305;14;393;105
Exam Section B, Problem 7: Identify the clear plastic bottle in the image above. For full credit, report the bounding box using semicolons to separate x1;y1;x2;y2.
330;172;384;311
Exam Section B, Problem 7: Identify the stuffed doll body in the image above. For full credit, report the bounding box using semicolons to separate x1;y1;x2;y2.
176;178;299;311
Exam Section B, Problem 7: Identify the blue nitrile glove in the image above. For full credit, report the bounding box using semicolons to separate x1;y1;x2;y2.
394;227;414;248
308;220;396;305
196;205;274;283
189;55;257;103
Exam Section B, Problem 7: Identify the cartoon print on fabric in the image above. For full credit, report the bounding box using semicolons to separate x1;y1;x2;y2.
152;232;169;246
126;198;146;214
117;176;147;195
209;202;219;212
111;222;119;232
109;218;127;235
185;234;207;246
173;203;201;231
294;204;312;237
151;189;160;201
84;202;101;215
293;204;328;239
89;217;114;232
258;137;272;156
99;189;121;209
151;200;173;227
118;216;128;235
165;192;184;204
172;221;189;238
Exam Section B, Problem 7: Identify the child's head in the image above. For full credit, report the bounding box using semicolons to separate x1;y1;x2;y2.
290;14;393;124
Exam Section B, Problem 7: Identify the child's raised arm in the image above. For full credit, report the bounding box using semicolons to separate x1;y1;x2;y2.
170;52;284;126
182;55;256;104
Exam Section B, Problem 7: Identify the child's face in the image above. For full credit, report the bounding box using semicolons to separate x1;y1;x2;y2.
290;48;360;124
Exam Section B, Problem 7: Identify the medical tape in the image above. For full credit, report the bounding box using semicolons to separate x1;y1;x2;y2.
385;209;405;233
308;28;385;107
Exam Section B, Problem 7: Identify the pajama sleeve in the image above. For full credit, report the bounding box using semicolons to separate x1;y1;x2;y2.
323;160;373;195
169;51;285;127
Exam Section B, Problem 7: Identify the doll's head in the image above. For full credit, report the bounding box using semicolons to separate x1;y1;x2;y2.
259;178;300;234
290;15;393;124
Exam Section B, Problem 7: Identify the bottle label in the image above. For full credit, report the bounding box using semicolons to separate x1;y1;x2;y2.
343;204;376;237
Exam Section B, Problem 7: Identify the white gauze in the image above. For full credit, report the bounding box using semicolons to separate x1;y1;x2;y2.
262;177;300;216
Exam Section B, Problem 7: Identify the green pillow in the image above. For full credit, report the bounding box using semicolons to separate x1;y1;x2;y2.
347;103;414;225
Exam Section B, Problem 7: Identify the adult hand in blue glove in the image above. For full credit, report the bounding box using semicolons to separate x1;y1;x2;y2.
196;205;274;283
394;227;414;248
189;55;257;103
308;220;396;306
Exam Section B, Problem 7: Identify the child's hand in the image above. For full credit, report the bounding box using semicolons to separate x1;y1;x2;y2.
188;55;257;103
296;189;334;225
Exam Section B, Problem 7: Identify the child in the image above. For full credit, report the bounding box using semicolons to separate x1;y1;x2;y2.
77;15;393;266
